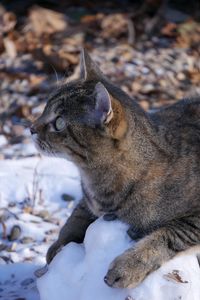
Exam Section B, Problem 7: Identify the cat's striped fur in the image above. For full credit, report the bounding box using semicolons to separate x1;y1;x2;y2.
31;50;200;288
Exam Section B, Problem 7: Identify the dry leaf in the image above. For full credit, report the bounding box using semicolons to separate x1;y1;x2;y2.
163;270;188;284
29;6;68;36
101;14;128;38
3;37;17;58
161;22;177;37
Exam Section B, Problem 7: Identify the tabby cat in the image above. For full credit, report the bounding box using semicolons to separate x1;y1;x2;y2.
31;49;200;289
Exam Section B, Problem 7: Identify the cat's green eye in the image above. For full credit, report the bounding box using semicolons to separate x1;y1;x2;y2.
54;116;65;131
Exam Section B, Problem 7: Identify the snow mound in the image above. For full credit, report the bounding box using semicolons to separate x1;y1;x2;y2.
0;262;39;300
37;218;200;300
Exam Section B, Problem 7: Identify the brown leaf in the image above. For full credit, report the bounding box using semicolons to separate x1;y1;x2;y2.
163;269;188;284
81;14;103;24
3;37;17;58
23;206;33;214
0;11;17;34
15;105;31;119
161;22;177;37
29;6;68;36
100;14;128;39
176;20;200;48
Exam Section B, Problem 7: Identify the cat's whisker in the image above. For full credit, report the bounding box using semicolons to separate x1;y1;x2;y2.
50;64;59;85
60;69;70;86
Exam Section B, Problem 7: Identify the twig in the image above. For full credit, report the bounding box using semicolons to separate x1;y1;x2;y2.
0;207;19;220
31;159;41;209
127;19;136;46
0;221;7;239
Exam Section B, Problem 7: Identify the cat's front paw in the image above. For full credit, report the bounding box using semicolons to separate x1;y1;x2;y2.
46;240;63;264
104;251;147;289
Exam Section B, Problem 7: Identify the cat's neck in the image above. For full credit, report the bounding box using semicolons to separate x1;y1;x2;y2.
79;114;164;191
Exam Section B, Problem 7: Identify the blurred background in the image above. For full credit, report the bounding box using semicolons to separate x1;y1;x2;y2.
0;2;200;299
0;0;200;159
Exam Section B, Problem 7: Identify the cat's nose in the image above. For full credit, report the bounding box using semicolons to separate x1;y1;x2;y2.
30;124;37;135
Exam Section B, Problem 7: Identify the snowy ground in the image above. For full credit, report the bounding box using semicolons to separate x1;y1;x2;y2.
0;145;200;300
0;152;81;300
38;219;200;300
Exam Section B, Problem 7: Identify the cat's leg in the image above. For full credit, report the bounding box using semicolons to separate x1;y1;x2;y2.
127;226;145;241
103;213;118;221
197;253;200;267
104;213;200;288
46;199;96;264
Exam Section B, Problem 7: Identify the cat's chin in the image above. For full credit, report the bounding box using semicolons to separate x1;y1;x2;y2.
31;135;54;157
31;134;73;161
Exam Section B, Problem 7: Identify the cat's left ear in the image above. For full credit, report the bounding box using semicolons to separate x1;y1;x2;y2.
94;82;113;125
80;48;105;81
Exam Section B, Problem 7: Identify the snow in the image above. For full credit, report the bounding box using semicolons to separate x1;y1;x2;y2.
37;218;200;300
0;157;81;207
0;263;39;300
0;155;200;300
0;135;7;147
0;156;81;299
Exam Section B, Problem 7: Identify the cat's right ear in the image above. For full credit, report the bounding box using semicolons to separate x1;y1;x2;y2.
80;48;105;81
93;82;127;139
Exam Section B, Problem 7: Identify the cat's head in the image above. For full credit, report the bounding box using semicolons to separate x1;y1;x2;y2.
30;49;128;165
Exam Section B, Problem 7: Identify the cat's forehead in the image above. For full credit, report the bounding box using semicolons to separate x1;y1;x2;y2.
47;80;94;112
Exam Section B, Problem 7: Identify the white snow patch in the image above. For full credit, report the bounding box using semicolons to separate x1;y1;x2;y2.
0;156;82;300
0;157;81;207
0;134;7;147
0;262;39;300
37;218;200;300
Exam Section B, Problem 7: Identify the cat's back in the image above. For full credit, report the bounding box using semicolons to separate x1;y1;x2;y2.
150;97;200;127
149;96;200;151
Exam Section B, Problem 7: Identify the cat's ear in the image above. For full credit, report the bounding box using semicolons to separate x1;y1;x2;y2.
80;49;104;81
94;82;113;125
93;82;127;139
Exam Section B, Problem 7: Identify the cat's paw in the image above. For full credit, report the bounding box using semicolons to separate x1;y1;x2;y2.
104;251;147;289
127;227;144;241
103;213;117;221
46;240;63;264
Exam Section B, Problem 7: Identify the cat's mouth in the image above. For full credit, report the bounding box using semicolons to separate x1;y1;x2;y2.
32;134;56;157
31;133;87;163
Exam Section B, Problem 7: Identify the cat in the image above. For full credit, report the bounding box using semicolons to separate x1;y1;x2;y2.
30;49;200;289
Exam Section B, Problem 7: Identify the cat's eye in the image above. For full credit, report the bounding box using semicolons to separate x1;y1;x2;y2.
54;116;66;131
